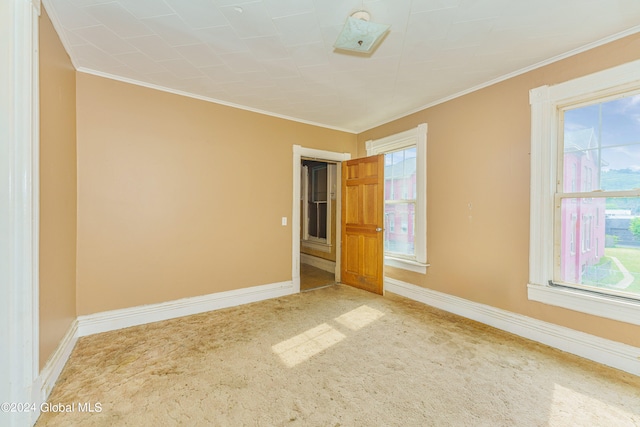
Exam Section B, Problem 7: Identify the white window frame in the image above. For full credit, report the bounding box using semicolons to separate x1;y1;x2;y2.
367;123;428;274
301;162;335;253
528;59;640;326
570;214;577;255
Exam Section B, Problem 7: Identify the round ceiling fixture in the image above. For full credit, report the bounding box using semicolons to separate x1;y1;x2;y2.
333;10;390;54
351;10;371;21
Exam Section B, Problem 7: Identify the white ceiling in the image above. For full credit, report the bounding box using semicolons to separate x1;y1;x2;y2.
45;0;640;133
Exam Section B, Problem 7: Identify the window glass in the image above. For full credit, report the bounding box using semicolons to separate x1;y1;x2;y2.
559;198;640;296
559;93;640;298
563;95;640;192
384;147;417;258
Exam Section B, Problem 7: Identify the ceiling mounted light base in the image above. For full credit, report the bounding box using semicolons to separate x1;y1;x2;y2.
333;10;390;54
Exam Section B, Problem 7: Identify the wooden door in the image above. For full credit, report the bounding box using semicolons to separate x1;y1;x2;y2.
340;155;384;294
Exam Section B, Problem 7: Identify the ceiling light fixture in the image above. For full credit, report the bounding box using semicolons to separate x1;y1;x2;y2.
333;10;390;54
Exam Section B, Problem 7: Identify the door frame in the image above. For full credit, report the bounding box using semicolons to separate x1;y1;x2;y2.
292;145;351;292
1;0;41;425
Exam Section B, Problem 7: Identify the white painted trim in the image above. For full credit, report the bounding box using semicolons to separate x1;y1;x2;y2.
529;59;640;322
528;84;556;288
40;4;640;134
385;256;429;274
40;0;77;69
543;59;640;103
301;253;336;274
77;68;357;134
365;127;416;153
414;123;427;267
367;124;428;271
293;146;351;292
36;320;79;407
361;25;640;133
301;240;332;253
301;163;335;248
78;281;295;337
0;1;40;426
528;283;640;326
385;277;640;376
69;28;640;136
30;281;293;419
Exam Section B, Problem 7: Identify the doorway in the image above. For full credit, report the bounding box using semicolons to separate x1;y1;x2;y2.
292;146;351;293
300;159;337;291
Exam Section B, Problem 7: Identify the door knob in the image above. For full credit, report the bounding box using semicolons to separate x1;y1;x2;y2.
376;227;383;232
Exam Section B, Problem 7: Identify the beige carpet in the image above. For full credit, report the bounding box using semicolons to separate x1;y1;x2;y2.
36;284;640;426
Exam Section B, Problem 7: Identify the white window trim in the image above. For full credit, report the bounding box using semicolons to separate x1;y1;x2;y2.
528;59;640;326
301;240;332;253
301;162;335;248
366;123;428;274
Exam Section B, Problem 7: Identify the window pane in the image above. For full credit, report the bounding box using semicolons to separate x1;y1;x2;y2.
600;148;640;191
311;165;327;202
384;147;417;201
559;197;640;298
405;147;417;199
563;94;640;192
384;202;415;256
307;201;327;239
303;161;329;241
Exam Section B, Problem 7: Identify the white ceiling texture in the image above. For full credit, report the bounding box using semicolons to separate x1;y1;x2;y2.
45;0;640;133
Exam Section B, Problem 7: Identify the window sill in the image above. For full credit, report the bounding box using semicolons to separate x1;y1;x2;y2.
384;256;429;274
301;240;331;253
527;283;640;326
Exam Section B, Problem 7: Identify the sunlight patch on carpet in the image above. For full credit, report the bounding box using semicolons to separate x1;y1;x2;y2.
272;323;346;367
550;383;636;423
334;305;385;330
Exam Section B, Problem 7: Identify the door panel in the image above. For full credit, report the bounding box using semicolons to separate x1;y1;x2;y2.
345;185;360;224
340;155;384;294
363;235;380;278
344;234;360;274
362;183;378;225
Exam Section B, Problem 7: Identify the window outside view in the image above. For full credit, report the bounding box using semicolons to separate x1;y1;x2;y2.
384;147;416;258
308;164;328;240
560;93;640;298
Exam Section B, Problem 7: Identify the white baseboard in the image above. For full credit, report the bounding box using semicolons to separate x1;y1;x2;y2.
77;280;295;337
32;280;294;423
385;277;640;376
32;280;294;421
33;319;80;422
301;253;336;274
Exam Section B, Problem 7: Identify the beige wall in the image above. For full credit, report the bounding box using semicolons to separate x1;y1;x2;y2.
358;33;640;347
39;7;77;369
75;74;357;315
40;12;640;360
